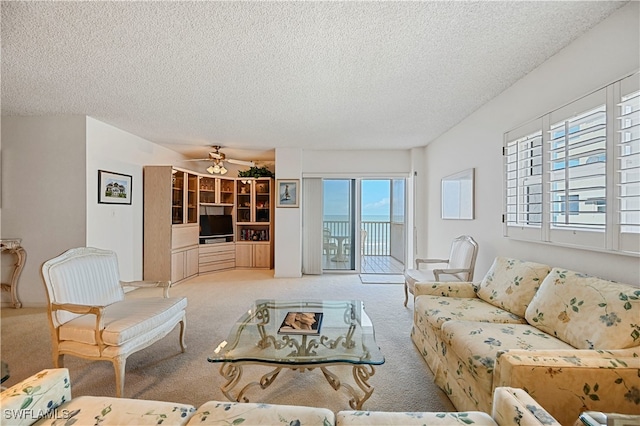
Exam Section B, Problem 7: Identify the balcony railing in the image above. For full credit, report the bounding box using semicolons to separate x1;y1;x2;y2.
323;220;390;256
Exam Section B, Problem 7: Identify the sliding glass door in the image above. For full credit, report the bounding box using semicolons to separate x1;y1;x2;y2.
322;179;356;271
360;179;406;274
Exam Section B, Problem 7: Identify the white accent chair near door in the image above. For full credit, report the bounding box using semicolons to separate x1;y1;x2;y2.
41;247;188;397
403;235;478;306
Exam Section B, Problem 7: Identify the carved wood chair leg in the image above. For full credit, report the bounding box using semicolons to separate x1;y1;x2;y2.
113;357;126;398
179;317;187;352
53;353;64;368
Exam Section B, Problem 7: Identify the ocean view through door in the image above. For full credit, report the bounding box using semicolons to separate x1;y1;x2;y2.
323;179;356;271
322;179;406;273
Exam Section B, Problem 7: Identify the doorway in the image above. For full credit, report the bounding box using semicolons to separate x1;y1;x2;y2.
322;179;356;271
360;179;406;274
321;178;406;273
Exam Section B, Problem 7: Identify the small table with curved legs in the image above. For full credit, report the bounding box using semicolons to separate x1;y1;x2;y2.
208;299;384;409
1;239;25;308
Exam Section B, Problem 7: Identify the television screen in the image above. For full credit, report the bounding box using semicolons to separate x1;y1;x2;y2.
200;215;233;237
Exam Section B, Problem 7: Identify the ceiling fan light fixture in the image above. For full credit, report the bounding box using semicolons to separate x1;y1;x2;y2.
220;165;228;175
206;165;215;174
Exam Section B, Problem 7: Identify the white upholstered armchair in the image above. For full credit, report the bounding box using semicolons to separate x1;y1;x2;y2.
41;247;188;397
404;235;478;306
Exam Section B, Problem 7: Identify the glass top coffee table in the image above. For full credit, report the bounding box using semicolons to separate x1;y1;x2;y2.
208;299;384;409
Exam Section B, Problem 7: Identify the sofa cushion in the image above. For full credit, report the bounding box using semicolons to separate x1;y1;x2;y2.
525;268;640;349
336;410;497;425
59;297;187;346
188;401;335;426
1;369;71;426
476;257;551;317
441;321;574;397
35;396;196;426
415;296;526;331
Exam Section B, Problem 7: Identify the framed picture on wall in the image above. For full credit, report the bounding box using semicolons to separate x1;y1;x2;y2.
98;170;132;205
276;179;299;208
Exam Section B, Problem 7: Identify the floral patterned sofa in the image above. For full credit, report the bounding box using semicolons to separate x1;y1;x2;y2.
1;368;562;426
411;257;640;425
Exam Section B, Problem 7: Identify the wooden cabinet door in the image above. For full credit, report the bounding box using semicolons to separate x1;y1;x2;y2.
235;244;253;268
171;251;185;283
186;247;199;277
253;244;271;268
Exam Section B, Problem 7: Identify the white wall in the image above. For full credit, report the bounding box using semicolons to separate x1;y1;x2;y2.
420;2;640;284
274;147;303;277
302;149;411;176
86;117;185;282
1;116;186;307
1;116;87;307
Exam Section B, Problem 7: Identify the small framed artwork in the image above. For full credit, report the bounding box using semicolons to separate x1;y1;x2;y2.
441;168;474;220
276;179;299;208
98;170;132;205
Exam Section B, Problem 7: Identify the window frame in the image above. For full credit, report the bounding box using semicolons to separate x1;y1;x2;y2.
503;71;639;256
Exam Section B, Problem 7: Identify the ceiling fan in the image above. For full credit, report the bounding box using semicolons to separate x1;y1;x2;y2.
185;146;255;175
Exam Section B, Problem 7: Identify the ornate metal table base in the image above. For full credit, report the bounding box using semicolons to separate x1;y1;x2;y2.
219;362;376;410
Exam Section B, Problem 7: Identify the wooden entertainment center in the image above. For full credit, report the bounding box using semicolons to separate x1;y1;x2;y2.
143;166;274;283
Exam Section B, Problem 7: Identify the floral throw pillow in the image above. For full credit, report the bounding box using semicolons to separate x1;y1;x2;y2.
525;268;640;349
476;257;551;317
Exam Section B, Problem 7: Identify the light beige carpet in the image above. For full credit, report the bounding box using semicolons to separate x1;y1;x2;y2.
359;274;405;284
0;270;454;413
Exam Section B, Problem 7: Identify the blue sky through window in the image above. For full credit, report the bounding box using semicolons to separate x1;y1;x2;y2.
323;180;391;220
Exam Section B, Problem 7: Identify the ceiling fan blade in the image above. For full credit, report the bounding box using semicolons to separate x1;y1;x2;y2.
227;158;255;167
182;158;212;162
209;152;223;159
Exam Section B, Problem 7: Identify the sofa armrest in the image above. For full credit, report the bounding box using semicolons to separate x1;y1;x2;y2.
492;387;560;426
494;349;640;426
414;281;477;298
1;369;71;426
121;280;172;298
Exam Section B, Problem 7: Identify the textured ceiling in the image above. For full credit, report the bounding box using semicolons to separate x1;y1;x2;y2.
1;1;627;161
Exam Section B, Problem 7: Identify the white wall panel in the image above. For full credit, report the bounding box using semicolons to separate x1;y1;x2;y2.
274;147;303;277
86;117;184;282
1;116;87;306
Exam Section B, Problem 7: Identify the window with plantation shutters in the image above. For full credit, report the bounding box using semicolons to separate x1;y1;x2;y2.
503;71;639;255
548;104;607;231
505;130;543;228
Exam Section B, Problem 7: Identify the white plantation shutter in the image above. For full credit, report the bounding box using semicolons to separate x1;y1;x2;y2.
546;89;607;249
549;105;607;229
503;72;640;255
504;120;543;241
618;74;640;253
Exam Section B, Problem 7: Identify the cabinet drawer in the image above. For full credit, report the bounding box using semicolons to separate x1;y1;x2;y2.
199;243;235;255
199;261;235;273
200;251;235;263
